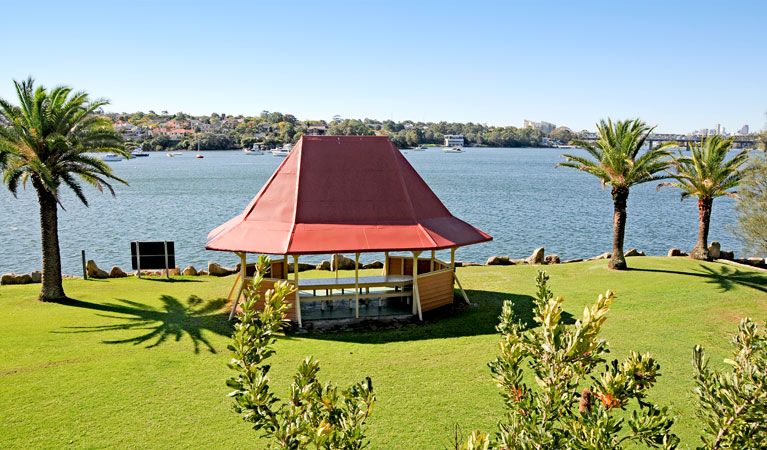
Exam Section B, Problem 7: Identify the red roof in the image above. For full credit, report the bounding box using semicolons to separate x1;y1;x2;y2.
206;136;491;255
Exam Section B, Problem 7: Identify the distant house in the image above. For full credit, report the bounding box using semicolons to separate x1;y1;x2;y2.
307;124;328;136
444;134;464;147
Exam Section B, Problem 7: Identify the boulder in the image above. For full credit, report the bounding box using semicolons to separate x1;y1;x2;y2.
86;260;109;279
316;260;331;271
208;262;236;277
510;258;527;264
138;270;162;277
562;258;583;264
161;267;181;276
719;250;734;260
454;261;463;267
624;248;640;257
486;256;512;266
526;247;545;265
109;266;128;278
197;270;209;276
667;248;683;257
742;257;767;268
587;252;611;261
363;260;384;269
287;263;315;273
462;262;483;267
182;265;197;276
29;271;42;283
1;273;33;285
709;241;721;259
331;254;357;270
544;254;560;264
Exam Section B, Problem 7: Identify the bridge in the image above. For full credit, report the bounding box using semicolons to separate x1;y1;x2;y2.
575;133;761;149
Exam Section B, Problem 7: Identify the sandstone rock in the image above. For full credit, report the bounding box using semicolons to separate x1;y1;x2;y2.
138;270;162;277
29;271;42;283
182;265;197;276
667;248;683;257
587;252;611;261
86;260;109;279
287;263;315;273
16;274;33;284
317;260;331;271
363;260;384;269
1;273;33;285
638;251;646;256
197;270;208;276
161;267;181;276
544;254;560;264
624;248;640;257
109;266;128;278
486;256;512;266
462;262;483;267
208;262;235;277
510;258;527;264
742;257;767;268
562;258;584;264
527;247;545;265
454;261;463;267
709;241;721;259
331;254;357;270
719;250;734;260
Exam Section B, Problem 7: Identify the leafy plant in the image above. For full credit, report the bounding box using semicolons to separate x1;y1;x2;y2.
659;136;749;260
692;318;767;449
731;152;767;256
461;271;678;450
559;119;674;270
226;255;376;450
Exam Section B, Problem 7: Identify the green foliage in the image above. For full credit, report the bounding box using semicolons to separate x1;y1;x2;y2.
462;271;678;450
550;126;573;144
226;255;376;449
692;318;767;449
328;119;375;136
659;136;749;202
732;153;767;256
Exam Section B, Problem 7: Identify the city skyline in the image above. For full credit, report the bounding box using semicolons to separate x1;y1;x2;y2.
1;0;766;134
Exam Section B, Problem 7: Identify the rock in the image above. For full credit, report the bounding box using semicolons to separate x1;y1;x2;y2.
510;258;527;264
197;270;208;276
287;263;315;273
109;266;128;278
544;254;560;264
719;250;734;260
86;260;109;279
526;247;545;265
161;267;181;276
138;270;162;277
331;254;357;270
363;260;384;269
667;248;683;257
486;256;512;266
624;248;640;257
709;241;721;259
742;257;767;268
29;271;42;283
462;262;483;267
638;251;646;256
1;273;32;285
587;252;611;261
562;258;583;264
208;261;236;277
182;265;197;276
454;261;463;267
317;260;331;271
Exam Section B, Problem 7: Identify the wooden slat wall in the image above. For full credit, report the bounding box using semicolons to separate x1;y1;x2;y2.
417;270;454;312
386;256;445;275
270;260;286;280
234;278;296;321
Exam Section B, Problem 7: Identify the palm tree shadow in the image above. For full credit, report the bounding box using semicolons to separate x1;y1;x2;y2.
629;262;767;294
52;295;233;354
303;289;575;344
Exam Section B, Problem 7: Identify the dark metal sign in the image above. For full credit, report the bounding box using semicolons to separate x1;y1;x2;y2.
131;241;175;272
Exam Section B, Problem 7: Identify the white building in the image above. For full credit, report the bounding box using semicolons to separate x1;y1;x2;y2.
444;134;464;146
523;120;556;134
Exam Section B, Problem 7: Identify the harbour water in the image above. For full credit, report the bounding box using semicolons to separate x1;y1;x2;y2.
0;147;741;275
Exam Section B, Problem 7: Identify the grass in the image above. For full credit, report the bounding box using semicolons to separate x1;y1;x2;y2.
0;257;765;449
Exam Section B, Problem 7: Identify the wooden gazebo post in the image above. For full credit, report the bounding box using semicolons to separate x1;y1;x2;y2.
293;255;302;328
354;252;360;319
412;251;423;320
452;247;470;305
229;252;247;320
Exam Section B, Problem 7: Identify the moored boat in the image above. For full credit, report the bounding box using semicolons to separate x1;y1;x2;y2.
272;144;293;157
130;148;149;157
101;153;124;161
244;144;265;155
443;146;464;153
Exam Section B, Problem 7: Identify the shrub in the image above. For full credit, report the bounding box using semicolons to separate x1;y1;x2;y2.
226;255;375;449
461;271;678;449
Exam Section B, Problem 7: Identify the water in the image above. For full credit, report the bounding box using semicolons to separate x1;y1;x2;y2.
0;148;741;275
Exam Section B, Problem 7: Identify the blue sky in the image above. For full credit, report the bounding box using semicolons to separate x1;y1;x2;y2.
1;0;765;133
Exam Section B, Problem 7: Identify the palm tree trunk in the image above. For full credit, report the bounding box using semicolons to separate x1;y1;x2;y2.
609;187;629;270
33;179;66;301
690;198;713;261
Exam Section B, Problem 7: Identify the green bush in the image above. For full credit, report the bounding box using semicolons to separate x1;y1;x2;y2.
226;255;375;449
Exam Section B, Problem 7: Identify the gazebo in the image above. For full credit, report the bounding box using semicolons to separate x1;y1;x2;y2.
206;135;491;327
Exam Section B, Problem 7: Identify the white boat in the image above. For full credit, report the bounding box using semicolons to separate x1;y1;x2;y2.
443;146;464;153
130;148;149;157
244;144;265;155
272;144;293;157
166;152;183;157
412;145;426;151
101;153;124;161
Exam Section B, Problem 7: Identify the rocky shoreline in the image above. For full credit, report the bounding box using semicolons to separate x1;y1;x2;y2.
2;242;765;286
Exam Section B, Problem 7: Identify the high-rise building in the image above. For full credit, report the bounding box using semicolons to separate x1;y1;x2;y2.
738;125;750;135
715;123;721;135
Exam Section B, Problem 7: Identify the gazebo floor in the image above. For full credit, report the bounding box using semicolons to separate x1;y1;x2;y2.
301;297;412;321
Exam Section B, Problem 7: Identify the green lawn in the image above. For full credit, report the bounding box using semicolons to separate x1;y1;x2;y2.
1;257;765;449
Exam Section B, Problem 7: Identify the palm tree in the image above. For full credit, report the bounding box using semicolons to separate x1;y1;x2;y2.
558;119;674;270
0;78;127;301
658;136;749;260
